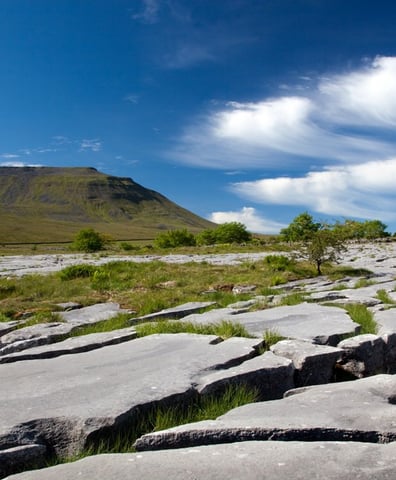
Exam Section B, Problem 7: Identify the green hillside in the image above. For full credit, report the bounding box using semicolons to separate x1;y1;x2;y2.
0;166;215;243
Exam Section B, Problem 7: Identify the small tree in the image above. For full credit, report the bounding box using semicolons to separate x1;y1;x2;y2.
301;227;346;275
280;212;320;242
71;228;105;253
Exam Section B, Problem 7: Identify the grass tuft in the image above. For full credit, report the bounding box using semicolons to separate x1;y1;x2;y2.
135;319;252;339
343;303;378;334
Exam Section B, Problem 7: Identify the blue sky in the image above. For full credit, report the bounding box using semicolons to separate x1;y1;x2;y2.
2;0;396;234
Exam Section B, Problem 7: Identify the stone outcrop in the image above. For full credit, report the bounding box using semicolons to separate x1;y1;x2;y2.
2;242;396;478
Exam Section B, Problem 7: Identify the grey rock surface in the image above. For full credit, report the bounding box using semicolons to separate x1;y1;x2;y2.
196;351;294;400
6;441;396;480
0;445;47;479
271;339;343;386
135;374;396;450
0;327;137;363
132;301;216;322
0;303;129;356
337;334;385;378
0;334;262;460
375;308;396;372
184;302;360;345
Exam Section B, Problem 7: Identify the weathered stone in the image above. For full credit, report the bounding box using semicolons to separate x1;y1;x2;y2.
0;327;137;364
373;308;396;373
58;302;129;324
55;302;82;311
337;334;385;378
0;321;20;338
135;374;396;450
184;303;360;345
271;339;343;386
196;351;294;400
0;334;262;468
0;304;129;356
132;301;216;322
0;444;47;479
6;441;396;480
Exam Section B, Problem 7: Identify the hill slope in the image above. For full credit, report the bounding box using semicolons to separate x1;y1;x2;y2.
0;167;215;242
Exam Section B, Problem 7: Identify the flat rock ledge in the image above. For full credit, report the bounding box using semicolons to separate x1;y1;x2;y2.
135;374;396;450
5;441;396;480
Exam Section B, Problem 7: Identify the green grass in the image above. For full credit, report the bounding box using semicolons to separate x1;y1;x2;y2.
376;289;396;304
279;292;307;306
262;329;285;350
343;303;378;334
354;278;376;289
56;383;258;463
135;319;253;339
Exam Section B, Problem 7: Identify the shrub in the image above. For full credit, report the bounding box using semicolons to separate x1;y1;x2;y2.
214;222;252;244
59;264;96;280
71;228;105;253
154;229;196;248
264;255;292;271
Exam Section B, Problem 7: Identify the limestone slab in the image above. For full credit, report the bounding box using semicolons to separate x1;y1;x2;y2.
0;303;129;356
6;441;396;480
271;339;343;386
0;334;262;463
132;301;216;322
185;303;359;345
135;374;396;450
337;334;385;378
196;351;294;400
0;328;137;363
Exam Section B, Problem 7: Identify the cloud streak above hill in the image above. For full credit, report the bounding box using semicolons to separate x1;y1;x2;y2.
172;56;396;225
172;56;396;169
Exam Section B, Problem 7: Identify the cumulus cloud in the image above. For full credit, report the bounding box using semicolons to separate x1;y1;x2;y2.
171;56;396;169
209;207;287;234
231;158;396;222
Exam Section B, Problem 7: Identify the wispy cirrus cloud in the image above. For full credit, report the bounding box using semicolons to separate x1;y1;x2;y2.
79;139;102;152
169;56;396;226
124;94;140;104
131;0;161;24
0;153;20;159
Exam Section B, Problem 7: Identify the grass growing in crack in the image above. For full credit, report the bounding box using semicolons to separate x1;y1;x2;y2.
135;319;253;339
343;303;378;334
354;278;376;289
56;384;259;463
69;313;133;337
262;329;285;351
279;292;307;306
376;289;396;305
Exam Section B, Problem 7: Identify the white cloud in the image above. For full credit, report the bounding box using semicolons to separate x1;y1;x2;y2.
319;56;396;127
0;161;42;167
171;56;396;170
0;153;20;159
231;158;396;222
209;207;287;234
79;139;102;152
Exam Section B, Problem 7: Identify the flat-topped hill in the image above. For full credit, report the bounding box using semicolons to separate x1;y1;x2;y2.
0;166;214;242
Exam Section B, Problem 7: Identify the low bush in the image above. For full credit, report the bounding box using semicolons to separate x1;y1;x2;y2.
59;264;96;280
